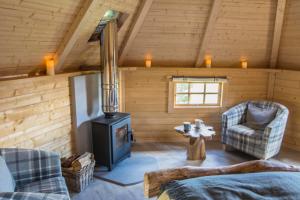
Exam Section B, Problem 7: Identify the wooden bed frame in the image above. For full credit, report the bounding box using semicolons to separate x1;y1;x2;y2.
144;160;300;198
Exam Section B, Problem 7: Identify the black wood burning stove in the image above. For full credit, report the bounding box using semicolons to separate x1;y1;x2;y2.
92;113;132;171
91;16;132;171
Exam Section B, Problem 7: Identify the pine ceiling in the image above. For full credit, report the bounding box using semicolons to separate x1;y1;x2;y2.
0;0;299;76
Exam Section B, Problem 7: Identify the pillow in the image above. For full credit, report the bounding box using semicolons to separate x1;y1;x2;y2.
0;156;15;192
246;103;277;131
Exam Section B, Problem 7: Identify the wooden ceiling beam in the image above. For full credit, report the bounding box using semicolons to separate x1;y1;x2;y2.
270;0;287;68
118;0;154;66
195;0;222;67
54;0;97;73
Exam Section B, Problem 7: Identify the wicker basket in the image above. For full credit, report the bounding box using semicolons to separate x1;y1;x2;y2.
62;160;95;192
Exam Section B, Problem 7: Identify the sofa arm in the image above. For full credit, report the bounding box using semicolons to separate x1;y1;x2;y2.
0;148;62;187
0;192;69;200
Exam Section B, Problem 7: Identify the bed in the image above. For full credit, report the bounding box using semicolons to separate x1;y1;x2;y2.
144;160;300;200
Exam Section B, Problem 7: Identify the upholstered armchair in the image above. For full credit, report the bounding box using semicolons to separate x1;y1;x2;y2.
222;101;289;159
0;148;69;200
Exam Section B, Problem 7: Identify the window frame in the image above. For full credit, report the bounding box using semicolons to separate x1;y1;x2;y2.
174;82;223;107
167;79;225;113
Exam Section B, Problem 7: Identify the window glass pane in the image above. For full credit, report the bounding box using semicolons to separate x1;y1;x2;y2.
189;94;204;104
205;94;219;104
176;83;189;93
206;83;219;93
176;94;189;104
190;83;204;93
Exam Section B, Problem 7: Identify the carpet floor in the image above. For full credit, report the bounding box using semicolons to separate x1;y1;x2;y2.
71;142;300;200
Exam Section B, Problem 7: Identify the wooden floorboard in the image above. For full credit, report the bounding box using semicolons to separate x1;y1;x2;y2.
71;141;300;200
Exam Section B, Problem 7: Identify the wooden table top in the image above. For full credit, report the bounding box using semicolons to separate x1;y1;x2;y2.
174;124;215;140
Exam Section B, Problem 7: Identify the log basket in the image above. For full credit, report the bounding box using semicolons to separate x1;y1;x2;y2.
62;160;95;192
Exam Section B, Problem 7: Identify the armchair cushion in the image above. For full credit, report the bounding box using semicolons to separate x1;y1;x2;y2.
246;103;277;130
16;177;69;196
0;156;15;192
227;124;264;155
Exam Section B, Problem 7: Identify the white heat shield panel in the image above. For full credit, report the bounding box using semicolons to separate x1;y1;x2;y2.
70;73;103;154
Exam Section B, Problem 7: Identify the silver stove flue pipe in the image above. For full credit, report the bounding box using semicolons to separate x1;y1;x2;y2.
100;19;119;117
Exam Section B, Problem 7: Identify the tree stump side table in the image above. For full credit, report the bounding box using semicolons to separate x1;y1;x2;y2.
174;124;215;161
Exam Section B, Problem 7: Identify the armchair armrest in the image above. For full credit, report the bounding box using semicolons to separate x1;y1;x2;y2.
222;102;247;130
0;148;62;187
264;112;289;138
222;102;248;127
0;192;69;200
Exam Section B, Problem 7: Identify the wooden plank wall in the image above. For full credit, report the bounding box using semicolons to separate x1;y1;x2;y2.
123;68;269;141
278;0;300;69
273;70;300;151
0;72;81;157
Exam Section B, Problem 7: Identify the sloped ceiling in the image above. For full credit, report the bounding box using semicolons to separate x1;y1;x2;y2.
0;0;299;76
278;0;300;70
124;0;277;67
0;0;83;75
0;0;140;75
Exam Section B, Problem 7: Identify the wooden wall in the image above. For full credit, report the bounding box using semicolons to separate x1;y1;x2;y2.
278;0;300;69
273;70;300;151
0;72;81;157
123;68;270;141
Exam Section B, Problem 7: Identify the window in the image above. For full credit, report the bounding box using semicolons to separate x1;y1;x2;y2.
174;82;222;107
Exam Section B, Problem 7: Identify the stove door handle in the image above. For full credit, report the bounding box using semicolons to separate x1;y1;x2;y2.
127;130;132;142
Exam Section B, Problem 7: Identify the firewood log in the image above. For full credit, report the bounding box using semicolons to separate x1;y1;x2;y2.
71;152;93;171
61;154;80;168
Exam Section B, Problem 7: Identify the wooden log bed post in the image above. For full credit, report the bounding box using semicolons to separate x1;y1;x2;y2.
144;160;300;198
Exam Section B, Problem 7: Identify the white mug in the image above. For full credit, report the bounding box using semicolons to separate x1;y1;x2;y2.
195;119;203;129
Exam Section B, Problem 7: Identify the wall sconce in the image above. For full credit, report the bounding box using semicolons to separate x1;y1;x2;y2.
205;57;212;68
46;59;55;76
145;59;152;68
241;60;248;69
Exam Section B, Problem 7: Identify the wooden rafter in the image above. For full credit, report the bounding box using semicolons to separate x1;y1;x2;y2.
54;0;96;73
195;0;222;67
118;0;154;66
270;0;287;68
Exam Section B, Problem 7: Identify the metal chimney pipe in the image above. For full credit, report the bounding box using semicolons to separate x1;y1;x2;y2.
100;19;119;117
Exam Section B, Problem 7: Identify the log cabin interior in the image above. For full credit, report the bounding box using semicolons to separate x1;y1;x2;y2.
1;0;300;200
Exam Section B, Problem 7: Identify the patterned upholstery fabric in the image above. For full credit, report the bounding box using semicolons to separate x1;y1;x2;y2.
0;192;69;200
222;101;289;159
0;149;69;200
16;177;68;195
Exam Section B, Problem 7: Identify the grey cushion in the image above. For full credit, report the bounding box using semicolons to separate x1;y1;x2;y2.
246;103;277;130
0;156;15;192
